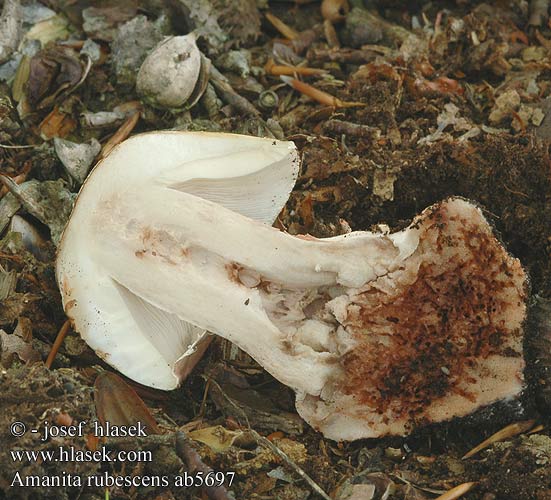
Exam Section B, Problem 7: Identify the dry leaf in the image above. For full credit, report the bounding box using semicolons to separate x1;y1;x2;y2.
94;371;160;435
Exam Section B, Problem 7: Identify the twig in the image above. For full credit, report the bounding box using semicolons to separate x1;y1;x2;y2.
502;183;529;198
103;433;172;450
0;174;49;225
391;473;446;495
535;29;551;51
250;429;332;500
198;377;211;418
434;482;476;500
281;76;365;108
175;432;233;500
308;47;389;64
99;111;140;159
45;320;71;369
0;161;31;199
265;12;299;40
323;119;380;138
209;65;260;117
73;55;92;91
0;143;39;149
528;424;545;434
265;59;327;77
204;375;250;428
462;419;537;459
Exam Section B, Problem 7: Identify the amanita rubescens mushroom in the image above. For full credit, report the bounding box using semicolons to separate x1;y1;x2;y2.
57;131;528;440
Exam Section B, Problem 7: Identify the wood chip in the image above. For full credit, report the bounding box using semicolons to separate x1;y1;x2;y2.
39;106;77;140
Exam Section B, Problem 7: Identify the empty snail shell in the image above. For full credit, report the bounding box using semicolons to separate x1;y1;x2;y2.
136;33;210;110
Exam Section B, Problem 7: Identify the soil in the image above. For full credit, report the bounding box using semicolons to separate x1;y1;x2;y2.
1;0;551;499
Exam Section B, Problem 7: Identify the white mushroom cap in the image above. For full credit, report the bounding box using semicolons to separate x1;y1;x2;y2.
57;131;299;389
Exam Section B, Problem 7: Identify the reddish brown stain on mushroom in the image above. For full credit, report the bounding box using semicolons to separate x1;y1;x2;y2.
62;277;73;297
64;299;77;312
133;227;178;265
340;208;527;424
141;227;153;245
225;262;243;284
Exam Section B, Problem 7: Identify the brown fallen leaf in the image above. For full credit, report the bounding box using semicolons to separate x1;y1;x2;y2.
25;46;83;111
39;106;77;140
94;371;161;435
0;320;41;367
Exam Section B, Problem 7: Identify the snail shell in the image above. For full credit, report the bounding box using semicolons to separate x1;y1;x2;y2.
137;34;202;109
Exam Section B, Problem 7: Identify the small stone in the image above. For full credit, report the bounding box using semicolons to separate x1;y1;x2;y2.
21;2;56;24
215;49;251;77
5;179;75;245
80;39;101;63
54;137;101;185
526;78;540;96
532;108;545;126
0;0;22;65
82;5;136;42
111;15;165;87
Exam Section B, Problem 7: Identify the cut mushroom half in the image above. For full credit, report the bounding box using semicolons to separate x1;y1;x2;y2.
57;131;528;440
57;131;299;388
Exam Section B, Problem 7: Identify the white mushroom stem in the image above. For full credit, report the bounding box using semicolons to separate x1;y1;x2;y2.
91;187;418;394
57;132;527;440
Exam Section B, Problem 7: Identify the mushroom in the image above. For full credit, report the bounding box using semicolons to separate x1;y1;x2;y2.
57;131;299;387
57;131;528;440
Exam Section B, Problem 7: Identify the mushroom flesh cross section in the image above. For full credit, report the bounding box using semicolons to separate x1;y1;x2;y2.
57;132;528;440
